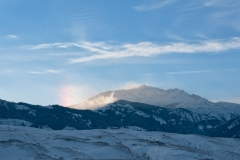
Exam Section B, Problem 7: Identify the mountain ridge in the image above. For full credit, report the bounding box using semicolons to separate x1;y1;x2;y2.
1;98;240;138
70;85;209;109
70;85;240;120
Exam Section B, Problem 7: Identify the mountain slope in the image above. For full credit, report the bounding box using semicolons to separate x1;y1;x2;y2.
215;116;240;138
1;98;239;138
70;85;240;120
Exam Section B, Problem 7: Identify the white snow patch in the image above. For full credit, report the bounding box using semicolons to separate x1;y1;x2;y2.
153;116;166;124
207;125;212;129
0;119;32;127
72;113;82;118
81;119;92;128
15;105;36;116
121;126;146;131
45;105;54;109
96;111;107;116
28;111;36;116
67;111;82;119
15;105;31;110
135;111;150;117
115;111;121;115
198;125;204;131
228;120;239;130
86;120;91;127
62;126;77;130
41;125;52;130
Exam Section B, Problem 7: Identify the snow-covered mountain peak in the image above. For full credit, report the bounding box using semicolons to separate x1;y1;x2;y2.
70;85;207;110
136;84;148;88
166;88;181;91
127;84;160;91
69;85;240;120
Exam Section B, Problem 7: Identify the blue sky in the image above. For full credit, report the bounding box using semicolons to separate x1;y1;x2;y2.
0;0;240;106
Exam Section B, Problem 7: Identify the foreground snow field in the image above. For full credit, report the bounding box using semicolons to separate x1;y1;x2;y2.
0;125;240;160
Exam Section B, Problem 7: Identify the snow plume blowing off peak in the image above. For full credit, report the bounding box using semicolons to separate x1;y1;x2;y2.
69;84;209;110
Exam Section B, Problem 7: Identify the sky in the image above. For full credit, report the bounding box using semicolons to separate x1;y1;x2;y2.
0;0;240;106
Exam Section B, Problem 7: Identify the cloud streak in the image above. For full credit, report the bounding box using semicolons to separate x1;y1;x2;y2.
28;70;61;75
23;37;240;63
4;35;18;39
166;70;212;75
204;0;240;7
45;70;61;74
71;37;240;63
25;43;75;50
28;71;42;74
133;0;177;11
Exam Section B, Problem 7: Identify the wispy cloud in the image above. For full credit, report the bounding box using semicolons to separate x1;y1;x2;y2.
133;0;177;11
23;37;240;63
24;43;74;50
195;33;209;39
28;71;42;74
5;69;14;73
204;0;220;7
166;68;239;75
28;70;61;74
209;8;240;31
166;70;212;75
204;0;240;7
223;69;239;72
45;70;61;74
4;35;18;39
165;32;189;41
48;52;84;57
70;37;240;63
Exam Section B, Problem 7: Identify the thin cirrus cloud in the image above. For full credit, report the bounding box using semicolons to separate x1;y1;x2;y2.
4;35;18;39
28;71;42;74
45;70;61;74
204;0;240;7
23;37;240;63
70;37;240;63
28;70;60;74
25;43;72;50
166;70;213;75
133;0;177;11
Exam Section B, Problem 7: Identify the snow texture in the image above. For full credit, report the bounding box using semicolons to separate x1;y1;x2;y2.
15;105;36;116
0;125;240;160
228;120;239;130
0;119;32;127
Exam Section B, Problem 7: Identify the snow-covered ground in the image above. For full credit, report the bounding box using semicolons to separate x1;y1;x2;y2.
0;125;240;160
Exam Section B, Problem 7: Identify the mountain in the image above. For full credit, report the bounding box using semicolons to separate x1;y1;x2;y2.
1;98;239;138
70;85;240;120
71;84;206;109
